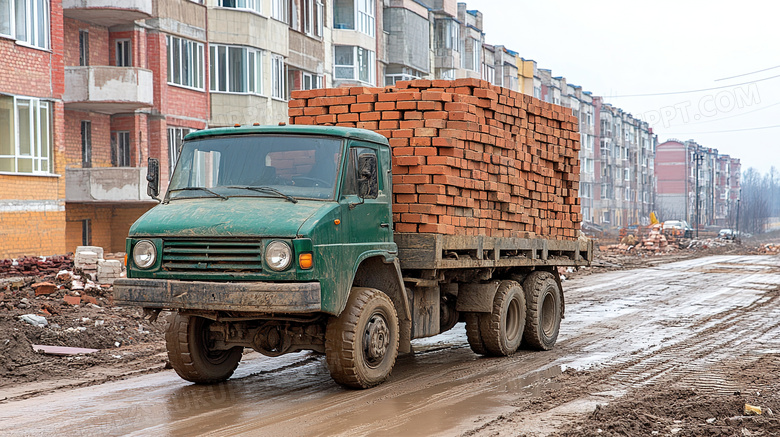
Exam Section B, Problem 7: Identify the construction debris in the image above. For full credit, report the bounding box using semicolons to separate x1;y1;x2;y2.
32;344;99;356
19;314;48;327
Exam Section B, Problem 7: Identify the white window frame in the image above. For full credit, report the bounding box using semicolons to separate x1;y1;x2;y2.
301;71;323;90
356;0;375;37
167;127;193;174
271;54;287;100
272;0;289;23
115;39;131;67
624;168;630;181
218;0;262;14
1;0;50;49
166;35;205;90
303;0;323;38
0;96;52;175
334;45;375;85
481;63;495;84
209;44;264;95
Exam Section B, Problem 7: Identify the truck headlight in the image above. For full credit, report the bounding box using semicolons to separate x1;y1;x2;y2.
266;241;292;271
133;240;157;269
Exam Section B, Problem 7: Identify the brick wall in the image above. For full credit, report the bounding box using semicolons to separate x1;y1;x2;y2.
290;79;581;240
64;18;110;67
65;204;154;254
64;110;112;167
0;41;55;98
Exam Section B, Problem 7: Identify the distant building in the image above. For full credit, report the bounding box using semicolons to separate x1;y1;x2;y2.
384;0;432;85
656;139;740;228
592;98;656;228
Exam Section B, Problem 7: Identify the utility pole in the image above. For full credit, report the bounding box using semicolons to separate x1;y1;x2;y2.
736;188;742;243
694;151;703;238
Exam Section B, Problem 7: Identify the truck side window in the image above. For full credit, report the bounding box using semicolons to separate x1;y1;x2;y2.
343;147;378;199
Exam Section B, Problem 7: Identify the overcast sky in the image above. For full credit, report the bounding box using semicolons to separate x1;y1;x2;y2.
466;0;780;175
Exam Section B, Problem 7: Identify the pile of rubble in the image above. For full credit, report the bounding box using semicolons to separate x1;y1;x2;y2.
1;246;126;316
758;243;780;255
685;238;735;250
0;255;73;278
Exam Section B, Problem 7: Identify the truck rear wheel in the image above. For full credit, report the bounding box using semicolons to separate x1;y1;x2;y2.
479;280;526;356
325;287;399;389
464;313;487;355
522;271;562;350
165;313;242;384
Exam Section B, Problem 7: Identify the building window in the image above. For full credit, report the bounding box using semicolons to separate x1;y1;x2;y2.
482;64;495;84
167;127;192;174
0;96;52;174
333;0;374;36
0;0;49;49
289;70;323;97
166;35;205;90
81;120;91;168
271;54;286;100
334;45;375;84
116;39;131;67
385;67;422;86
271;0;291;24
356;0;374;37
81;219;91;246
434;19;459;51
218;0;262;14
469;38;480;72
209;44;263;94
303;0;323;38
79;30;89;66
111;131;130;167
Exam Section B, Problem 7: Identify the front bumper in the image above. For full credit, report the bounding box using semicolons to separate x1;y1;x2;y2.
113;278;321;313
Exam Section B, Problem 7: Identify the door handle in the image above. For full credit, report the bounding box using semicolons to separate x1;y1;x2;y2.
380;223;390;228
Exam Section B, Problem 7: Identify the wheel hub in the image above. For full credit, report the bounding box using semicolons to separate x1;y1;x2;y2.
364;313;390;364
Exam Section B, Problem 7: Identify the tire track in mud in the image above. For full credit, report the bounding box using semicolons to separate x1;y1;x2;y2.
602;271;780;387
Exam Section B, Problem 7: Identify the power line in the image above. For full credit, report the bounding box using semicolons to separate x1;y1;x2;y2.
715;64;780;82
606;74;780;98
684;100;780;125
661;123;780;135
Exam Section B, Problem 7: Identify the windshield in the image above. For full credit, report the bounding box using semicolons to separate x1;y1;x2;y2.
167;135;343;201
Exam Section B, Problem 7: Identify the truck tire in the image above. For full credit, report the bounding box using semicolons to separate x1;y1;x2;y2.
479;280;526;356
325;287;399;389
464;313;488;355
522;271;562;350
165;313;242;384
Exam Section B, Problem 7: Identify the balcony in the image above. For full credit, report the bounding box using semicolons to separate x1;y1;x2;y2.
64;67;153;114
66;167;154;203
63;0;152;27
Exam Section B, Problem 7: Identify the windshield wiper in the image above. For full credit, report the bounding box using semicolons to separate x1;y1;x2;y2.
164;186;229;203
226;186;298;203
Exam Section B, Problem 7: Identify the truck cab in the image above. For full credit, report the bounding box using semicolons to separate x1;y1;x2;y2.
115;126;410;388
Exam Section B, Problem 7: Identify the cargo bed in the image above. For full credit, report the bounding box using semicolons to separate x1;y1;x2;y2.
394;233;593;270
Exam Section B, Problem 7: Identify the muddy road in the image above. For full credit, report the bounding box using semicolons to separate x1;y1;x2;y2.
2;254;779;436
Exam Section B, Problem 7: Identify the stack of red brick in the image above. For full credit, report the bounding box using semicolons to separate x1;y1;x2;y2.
289;78;581;240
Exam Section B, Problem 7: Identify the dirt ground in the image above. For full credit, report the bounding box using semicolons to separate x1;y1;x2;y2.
1;232;779;435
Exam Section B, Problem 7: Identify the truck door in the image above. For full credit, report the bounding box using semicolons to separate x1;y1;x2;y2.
340;143;392;246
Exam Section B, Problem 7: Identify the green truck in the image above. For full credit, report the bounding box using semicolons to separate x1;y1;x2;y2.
114;125;592;389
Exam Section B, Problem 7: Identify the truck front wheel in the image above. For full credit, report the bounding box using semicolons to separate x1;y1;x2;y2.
165;313;243;384
479;280;526;356
325;287;399;389
522;271;562;350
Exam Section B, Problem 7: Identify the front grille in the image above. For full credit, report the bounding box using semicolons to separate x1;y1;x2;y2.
162;240;263;272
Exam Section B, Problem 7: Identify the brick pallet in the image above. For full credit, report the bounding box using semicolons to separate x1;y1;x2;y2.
289;78;581;241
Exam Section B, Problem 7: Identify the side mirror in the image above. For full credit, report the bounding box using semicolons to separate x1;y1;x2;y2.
147;157;160;201
357;153;378;199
